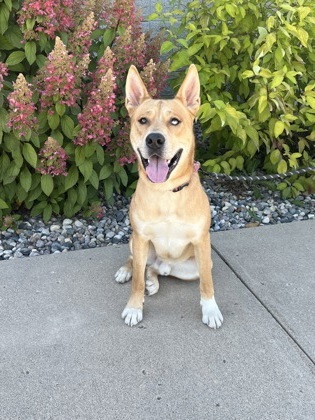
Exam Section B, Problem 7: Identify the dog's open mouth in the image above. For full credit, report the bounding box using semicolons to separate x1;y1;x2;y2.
139;149;183;183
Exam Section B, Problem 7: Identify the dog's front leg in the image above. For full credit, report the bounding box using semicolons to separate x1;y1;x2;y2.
122;233;148;326
195;234;223;329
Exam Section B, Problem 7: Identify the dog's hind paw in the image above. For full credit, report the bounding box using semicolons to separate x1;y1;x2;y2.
200;297;223;329
115;266;132;283
145;278;159;296
122;307;143;327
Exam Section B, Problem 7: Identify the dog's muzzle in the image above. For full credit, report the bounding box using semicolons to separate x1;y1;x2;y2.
138;148;183;183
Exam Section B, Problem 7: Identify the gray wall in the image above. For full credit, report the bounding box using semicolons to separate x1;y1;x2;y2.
136;0;174;31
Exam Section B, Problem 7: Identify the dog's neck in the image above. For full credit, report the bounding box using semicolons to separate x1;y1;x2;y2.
171;161;200;193
172;181;190;193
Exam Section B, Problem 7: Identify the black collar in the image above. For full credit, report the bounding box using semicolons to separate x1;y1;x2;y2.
172;181;190;193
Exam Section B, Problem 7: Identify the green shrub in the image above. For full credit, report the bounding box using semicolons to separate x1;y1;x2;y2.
0;0;169;223
151;0;315;193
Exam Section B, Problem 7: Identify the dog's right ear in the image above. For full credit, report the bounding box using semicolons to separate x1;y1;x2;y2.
125;65;151;115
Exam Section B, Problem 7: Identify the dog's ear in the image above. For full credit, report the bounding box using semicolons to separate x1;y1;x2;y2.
175;64;200;116
125;65;151;115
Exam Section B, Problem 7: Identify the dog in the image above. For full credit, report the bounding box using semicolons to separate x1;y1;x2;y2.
115;64;223;329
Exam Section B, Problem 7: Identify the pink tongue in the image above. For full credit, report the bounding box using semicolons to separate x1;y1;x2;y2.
146;156;169;183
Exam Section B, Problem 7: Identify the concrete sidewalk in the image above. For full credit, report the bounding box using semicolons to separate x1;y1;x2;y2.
1;220;314;420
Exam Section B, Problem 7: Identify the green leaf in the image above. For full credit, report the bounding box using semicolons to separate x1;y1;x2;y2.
258;95;268;113
235;156;244;170
68;190;78;209
25;41;36;65
99;164;112;180
41;174;54;196
296;27;309;47
0;4;9;35
89;170;99;190
270;74;284;89
22;143;37;168
75;146;85;166
31;200;47;217
103;28;115;48
242;70;254;79
55;103;66;117
282;186;291;199
79;160;93;182
155;1;163;13
161;41;174;54
20;167;32;192
6;51;25;66
36;54;46;68
43;204;53;222
65;166;79;190
104;177;114;201
306;97;315;109
118;167;128;187
245;126;259;144
169;50;190;71
61;115;75;139
274;121;285;138
0;198;9;209
277;182;287;191
270;149;281;165
277;159;288;174
77;182;87;205
187;43;203;56
47;112;60;130
5;25;23;48
293;182;304;192
96;144;105;165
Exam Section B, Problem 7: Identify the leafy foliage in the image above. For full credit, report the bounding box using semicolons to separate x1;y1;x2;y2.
0;0;169;223
151;0;315;196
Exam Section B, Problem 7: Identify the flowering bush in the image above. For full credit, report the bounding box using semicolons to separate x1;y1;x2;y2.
151;0;315;197
0;0;169;222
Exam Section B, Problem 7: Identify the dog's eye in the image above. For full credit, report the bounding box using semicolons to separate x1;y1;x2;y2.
170;118;180;126
139;117;148;125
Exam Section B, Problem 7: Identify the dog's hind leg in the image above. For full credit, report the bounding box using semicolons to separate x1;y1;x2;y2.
115;256;133;283
145;266;159;296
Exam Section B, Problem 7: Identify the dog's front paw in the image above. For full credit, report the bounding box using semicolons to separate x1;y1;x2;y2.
200;297;223;329
122;307;143;326
115;266;132;283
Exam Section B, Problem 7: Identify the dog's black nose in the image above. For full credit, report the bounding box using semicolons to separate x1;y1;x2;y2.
146;133;165;152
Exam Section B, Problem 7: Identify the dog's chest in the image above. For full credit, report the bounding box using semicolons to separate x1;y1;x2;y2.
141;219;196;260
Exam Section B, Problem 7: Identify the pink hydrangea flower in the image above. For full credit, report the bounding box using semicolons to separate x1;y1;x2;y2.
7;73;38;138
101;0;142;37
0;62;8;91
107;120;136;165
68;12;96;80
74;67;117;146
37;137;68;176
37;37;80;108
18;0;75;40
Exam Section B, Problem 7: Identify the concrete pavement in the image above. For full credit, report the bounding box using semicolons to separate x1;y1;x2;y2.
1;220;314;419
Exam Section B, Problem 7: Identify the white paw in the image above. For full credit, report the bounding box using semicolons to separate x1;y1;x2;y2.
122;307;143;326
115;266;132;283
200;297;223;329
145;278;159;296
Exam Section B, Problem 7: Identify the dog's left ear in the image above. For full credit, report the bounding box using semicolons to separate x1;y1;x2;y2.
175;64;200;116
125;65;151;116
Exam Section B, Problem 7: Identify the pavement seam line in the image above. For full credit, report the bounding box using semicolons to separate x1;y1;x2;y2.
212;245;315;367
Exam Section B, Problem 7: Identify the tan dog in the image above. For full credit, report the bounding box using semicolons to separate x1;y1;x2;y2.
115;64;223;329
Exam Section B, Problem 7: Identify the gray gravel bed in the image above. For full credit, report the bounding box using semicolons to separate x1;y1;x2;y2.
0;182;314;260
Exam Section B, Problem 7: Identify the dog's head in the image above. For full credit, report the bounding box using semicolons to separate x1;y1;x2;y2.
125;64;200;185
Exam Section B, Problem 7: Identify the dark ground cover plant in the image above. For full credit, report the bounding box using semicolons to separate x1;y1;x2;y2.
0;0;169;224
150;0;315;197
